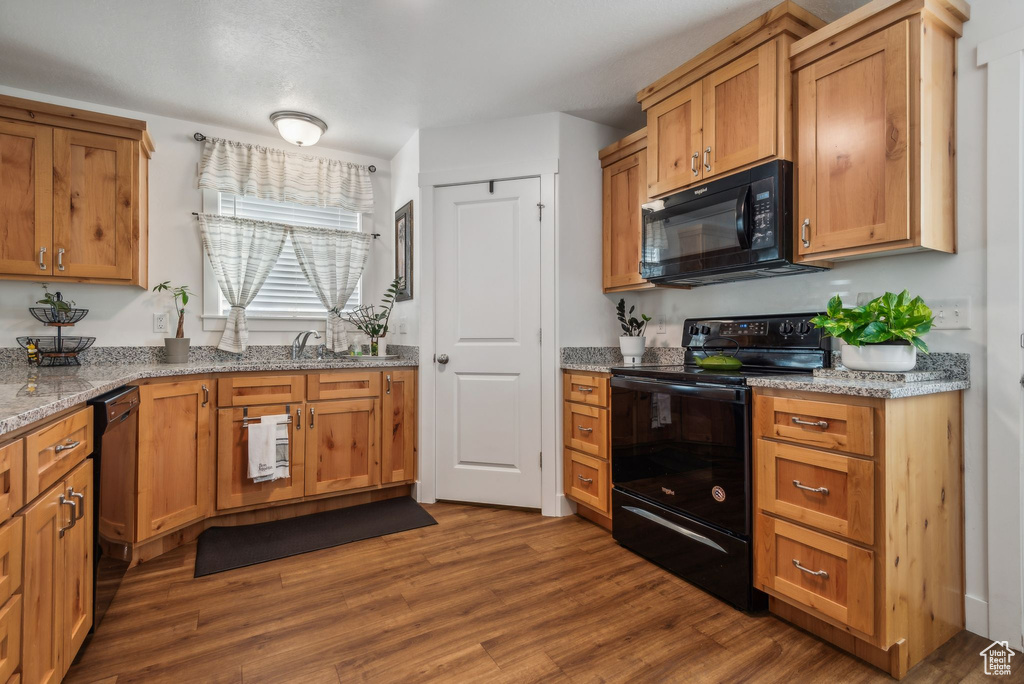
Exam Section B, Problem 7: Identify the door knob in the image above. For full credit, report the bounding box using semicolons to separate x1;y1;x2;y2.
437;354;449;365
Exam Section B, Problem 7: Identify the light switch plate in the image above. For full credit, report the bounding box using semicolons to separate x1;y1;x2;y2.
931;297;971;330
153;313;169;333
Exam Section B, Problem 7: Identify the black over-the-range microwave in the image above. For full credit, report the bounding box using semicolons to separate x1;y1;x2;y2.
640;160;826;286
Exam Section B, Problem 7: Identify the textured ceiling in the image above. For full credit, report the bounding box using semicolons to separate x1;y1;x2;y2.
0;0;867;158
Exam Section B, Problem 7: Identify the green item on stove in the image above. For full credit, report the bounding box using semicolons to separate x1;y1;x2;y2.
695;354;743;370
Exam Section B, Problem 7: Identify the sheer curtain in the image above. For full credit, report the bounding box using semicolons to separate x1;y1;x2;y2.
198;214;288;353
290;225;372;351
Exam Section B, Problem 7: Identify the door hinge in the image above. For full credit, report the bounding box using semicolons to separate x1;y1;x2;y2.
539;328;543;344
537;202;545;221
540;452;543;468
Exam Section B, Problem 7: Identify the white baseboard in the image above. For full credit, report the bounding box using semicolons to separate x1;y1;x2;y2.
965;594;990;638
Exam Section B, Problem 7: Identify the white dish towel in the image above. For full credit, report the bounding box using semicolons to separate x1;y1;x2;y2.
247;414;290;483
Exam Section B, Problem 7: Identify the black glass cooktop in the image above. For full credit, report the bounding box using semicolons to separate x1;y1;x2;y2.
611;364;814;386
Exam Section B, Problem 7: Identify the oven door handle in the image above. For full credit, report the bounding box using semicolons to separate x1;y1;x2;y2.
610;376;747;403
622;506;727;554
735;185;752;250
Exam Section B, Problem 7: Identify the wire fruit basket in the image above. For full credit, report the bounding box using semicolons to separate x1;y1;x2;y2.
29;306;90;325
17;336;96;366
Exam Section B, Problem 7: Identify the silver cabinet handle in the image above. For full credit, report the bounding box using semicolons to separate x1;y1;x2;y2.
576;386;593;393
577;475;594;484
309;407;315;429
691;152;699;177
436;354;449;365
622;505;727;553
54;439;80;454
801;219;811;248
57;247;65;271
793;480;830;495
386;374;392;395
793;559;829;579
791;417;828;429
577;425;593;433
295;408;301;430
703;146;712;172
39;246;47;270
69;488;85;519
59;494;77;537
201;384;209;407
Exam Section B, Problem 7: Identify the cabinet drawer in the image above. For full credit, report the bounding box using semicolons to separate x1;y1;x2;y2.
757;440;874;544
755;394;874;456
563;404;608;460
307;371;381;401
564;449;609;515
24;406;92;500
0;518;22;607
755;514;874;636
0;595;20;684
217;375;304;407
564;373;608;408
0;442;23;525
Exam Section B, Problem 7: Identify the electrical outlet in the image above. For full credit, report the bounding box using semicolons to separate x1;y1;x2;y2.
656;315;667;334
931;297;971;330
153;313;169;334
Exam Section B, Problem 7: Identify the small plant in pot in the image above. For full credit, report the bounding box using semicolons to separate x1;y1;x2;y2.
810;290;934;372
153;281;194;363
616;298;651;365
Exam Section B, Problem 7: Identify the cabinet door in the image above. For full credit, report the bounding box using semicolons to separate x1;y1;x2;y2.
62;461;93;674
603;149;650;291
306;398;380;496
52;129;134;280
381;371;416;484
21;483;67;684
646;82;703;197
137;380;212;540
0;120;52;275
702;41;777;178
216;404;306;510
795;22;909;258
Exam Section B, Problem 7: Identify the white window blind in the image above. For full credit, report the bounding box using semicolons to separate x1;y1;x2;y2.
216;193;361;316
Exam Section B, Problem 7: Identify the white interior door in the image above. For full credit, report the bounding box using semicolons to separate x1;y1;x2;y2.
434;178;543;508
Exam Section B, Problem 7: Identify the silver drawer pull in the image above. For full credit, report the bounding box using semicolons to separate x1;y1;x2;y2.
59;494;77;537
576;425;593;433
793;559;829;579
622;505;726;553
791;417;829;429
792;480;829;495
576;386;594;393
577;475;594;484
54;439;80;453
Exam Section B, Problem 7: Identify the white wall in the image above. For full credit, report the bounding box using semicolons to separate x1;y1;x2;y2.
0;84;392;348
383;131;421;347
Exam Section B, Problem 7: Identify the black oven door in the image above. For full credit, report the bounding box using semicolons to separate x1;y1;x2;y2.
641;184;753;279
610;376;751;537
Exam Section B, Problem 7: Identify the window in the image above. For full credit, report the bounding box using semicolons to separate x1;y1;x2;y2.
207;192;361;317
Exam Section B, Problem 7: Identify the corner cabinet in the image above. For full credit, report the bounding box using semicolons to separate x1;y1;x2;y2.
791;0;966;262
637;4;824;198
0;94;151;287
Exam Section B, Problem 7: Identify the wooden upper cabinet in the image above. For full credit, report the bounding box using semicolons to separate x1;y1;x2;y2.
0;120;52;275
52;129;134;281
646;84;703;197
791;1;965;262
0;94;152;287
702;41;777;178
600;130;652;292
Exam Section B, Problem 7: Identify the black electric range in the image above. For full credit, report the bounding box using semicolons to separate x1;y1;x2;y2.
608;313;829;611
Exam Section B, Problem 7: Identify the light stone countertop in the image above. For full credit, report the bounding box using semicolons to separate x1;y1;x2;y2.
744;374;970;399
0;357;417;438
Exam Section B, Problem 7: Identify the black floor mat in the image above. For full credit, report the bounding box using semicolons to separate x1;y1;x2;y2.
194;496;437;577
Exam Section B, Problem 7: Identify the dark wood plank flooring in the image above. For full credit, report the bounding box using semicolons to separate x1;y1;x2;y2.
67;503;997;683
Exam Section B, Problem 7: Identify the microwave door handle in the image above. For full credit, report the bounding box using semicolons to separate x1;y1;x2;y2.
735;185;752;250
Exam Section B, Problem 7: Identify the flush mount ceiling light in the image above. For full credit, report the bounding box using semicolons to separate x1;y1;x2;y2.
270;111;327;147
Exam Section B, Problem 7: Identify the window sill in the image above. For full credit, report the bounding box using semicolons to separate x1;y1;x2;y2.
201;314;331;333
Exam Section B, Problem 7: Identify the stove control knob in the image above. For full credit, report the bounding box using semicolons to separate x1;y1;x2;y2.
687;324;700;335
699;325;711;335
797;321;813;336
779;321;795;335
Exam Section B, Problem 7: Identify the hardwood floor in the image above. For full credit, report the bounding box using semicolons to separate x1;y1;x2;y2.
67;503;995;683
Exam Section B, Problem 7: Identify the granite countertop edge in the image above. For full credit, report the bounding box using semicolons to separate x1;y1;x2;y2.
0;358;418;438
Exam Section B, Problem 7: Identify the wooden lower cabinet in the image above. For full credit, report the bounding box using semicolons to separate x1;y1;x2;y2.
753;387;963;679
306;398;381;496
381;371;416;484
562;371;613;528
136;379;213;541
22;459;92;684
216;404;306;510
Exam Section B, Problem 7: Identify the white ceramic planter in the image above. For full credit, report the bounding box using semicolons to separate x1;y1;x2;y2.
164;337;190;364
619;336;646;365
376;338;388;357
841;342;917;372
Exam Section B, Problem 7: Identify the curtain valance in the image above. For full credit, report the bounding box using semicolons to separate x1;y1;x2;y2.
198;137;375;213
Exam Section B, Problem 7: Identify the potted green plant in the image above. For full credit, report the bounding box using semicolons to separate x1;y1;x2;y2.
341;278;402;356
616;298;651;365
810;290;934;372
153;281;194;363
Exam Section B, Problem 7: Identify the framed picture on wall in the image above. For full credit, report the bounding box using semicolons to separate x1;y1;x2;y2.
395;200;413;301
